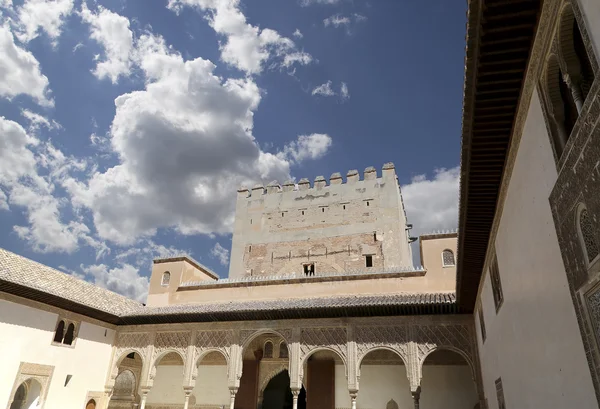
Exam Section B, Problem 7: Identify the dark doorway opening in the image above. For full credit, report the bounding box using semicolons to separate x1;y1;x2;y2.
262;370;306;409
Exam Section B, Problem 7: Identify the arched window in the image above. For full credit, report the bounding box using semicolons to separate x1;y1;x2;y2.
86;399;97;409
279;342;288;359
442;250;455;267
161;271;171;286
54;320;65;343
264;341;273;358
63;323;76;345
578;206;599;265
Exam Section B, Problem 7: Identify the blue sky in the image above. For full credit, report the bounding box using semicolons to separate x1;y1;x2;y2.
0;0;465;301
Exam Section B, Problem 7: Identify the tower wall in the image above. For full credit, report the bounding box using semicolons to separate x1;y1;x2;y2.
228;163;413;278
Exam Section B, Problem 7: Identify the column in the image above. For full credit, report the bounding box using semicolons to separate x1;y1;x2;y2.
139;389;150;409
229;387;238;409
183;388;193;409
349;390;358;409
291;388;300;409
411;389;420;409
563;73;584;113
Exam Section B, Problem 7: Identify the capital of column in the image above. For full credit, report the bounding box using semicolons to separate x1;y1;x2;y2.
349;389;358;409
229;387;238;409
411;387;421;409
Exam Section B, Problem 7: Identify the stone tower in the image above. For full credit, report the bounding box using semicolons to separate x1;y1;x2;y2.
228;163;413;278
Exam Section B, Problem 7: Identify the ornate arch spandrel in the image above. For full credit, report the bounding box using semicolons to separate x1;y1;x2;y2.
110;332;151;388
193;330;233;383
299;327;348;384
258;363;290;395
236;328;293;381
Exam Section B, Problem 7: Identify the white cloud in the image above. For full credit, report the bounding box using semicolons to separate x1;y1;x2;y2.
13;0;74;46
0;189;9;211
0;23;53;106
323;14;350;28
21;109;61;132
300;0;343;6
79;3;134;83
292;29;303;39
323;13;366;34
0;117;101;254
340;82;349;100
66;31;328;245
210;242;229;266
401;167;460;237
115;239;189;267
278;133;332;163
81;263;149;302
72;41;83;52
312;80;335;97
167;0;312;75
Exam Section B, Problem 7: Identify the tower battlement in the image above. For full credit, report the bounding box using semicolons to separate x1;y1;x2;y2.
237;163;398;198
228;162;413;279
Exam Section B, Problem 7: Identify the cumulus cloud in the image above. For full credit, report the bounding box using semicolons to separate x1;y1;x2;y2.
79;3;134;83
278;133;332;163
167;0;312;74
65;31;329;245
12;0;74;46
21;109;61;132
0;189;9;211
210;242;230;266
312;80;335;97
81;263;149;302
0;23;53;106
0;117;100;254
292;29;303;39
401;166;460;236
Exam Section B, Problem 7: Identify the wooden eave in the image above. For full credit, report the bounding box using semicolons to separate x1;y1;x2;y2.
456;0;541;312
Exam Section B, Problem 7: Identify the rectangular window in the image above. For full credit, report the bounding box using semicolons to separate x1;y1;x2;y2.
490;251;504;312
365;255;373;268
495;378;506;409
478;305;486;343
303;263;315;276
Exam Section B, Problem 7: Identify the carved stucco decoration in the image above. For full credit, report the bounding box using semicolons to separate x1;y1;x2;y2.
112;369;136;399
148;332;191;381
298;327;348;382
111;332;151;383
8;362;54;409
414;324;474;369
355;326;409;366
240;328;292;347
192;330;233;382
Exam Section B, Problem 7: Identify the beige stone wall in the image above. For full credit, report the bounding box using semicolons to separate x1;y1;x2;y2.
475;88;596;408
228;164;413;278
419;234;457;291
243;232;383;276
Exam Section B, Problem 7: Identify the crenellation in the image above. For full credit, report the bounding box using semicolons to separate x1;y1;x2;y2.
347;169;359;184
330;172;343;185
282;180;295;192
266;181;281;194
364;166;377;180
314;176;327;190
382;162;396;180
298;178;311;191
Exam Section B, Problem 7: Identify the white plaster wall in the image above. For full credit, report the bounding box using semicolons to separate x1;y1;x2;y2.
192;365;229;405
334;364;351;408
475;89;597;408
420;366;477;409
356;365;412;409
578;0;600;59
0;299;116;409
146;365;185;404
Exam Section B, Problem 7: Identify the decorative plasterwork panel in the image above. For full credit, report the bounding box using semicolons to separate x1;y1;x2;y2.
299;327;348;362
154;331;191;361
414;324;474;366
240;328;292;347
115;332;151;362
355;326;409;365
585;283;600;350
7;362;54;409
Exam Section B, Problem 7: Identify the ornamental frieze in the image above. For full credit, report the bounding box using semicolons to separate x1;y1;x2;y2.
413;324;473;365
299;327;348;362
355;326;409;364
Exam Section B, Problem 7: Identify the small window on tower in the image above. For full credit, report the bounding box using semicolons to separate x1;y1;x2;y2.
322;208;325;212
303;263;315;276
282;212;284;217
302;210;305;215
365;255;373;268
343;205;346;210
366;201;370;207
161;271;171;286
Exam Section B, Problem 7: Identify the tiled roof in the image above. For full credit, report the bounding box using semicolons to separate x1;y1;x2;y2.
119;293;457;324
0;248;142;320
0;247;457;324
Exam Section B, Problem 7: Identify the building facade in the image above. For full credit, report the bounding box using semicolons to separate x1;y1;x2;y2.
2;0;600;409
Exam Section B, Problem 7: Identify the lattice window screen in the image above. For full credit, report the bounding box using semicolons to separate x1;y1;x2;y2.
579;208;599;264
442;250;455;266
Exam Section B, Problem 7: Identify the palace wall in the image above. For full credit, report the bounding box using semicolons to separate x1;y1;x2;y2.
228;164;413;278
475;88;596;407
0;297;115;409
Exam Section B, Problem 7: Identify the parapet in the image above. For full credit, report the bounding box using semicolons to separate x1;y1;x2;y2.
237;163;397;198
